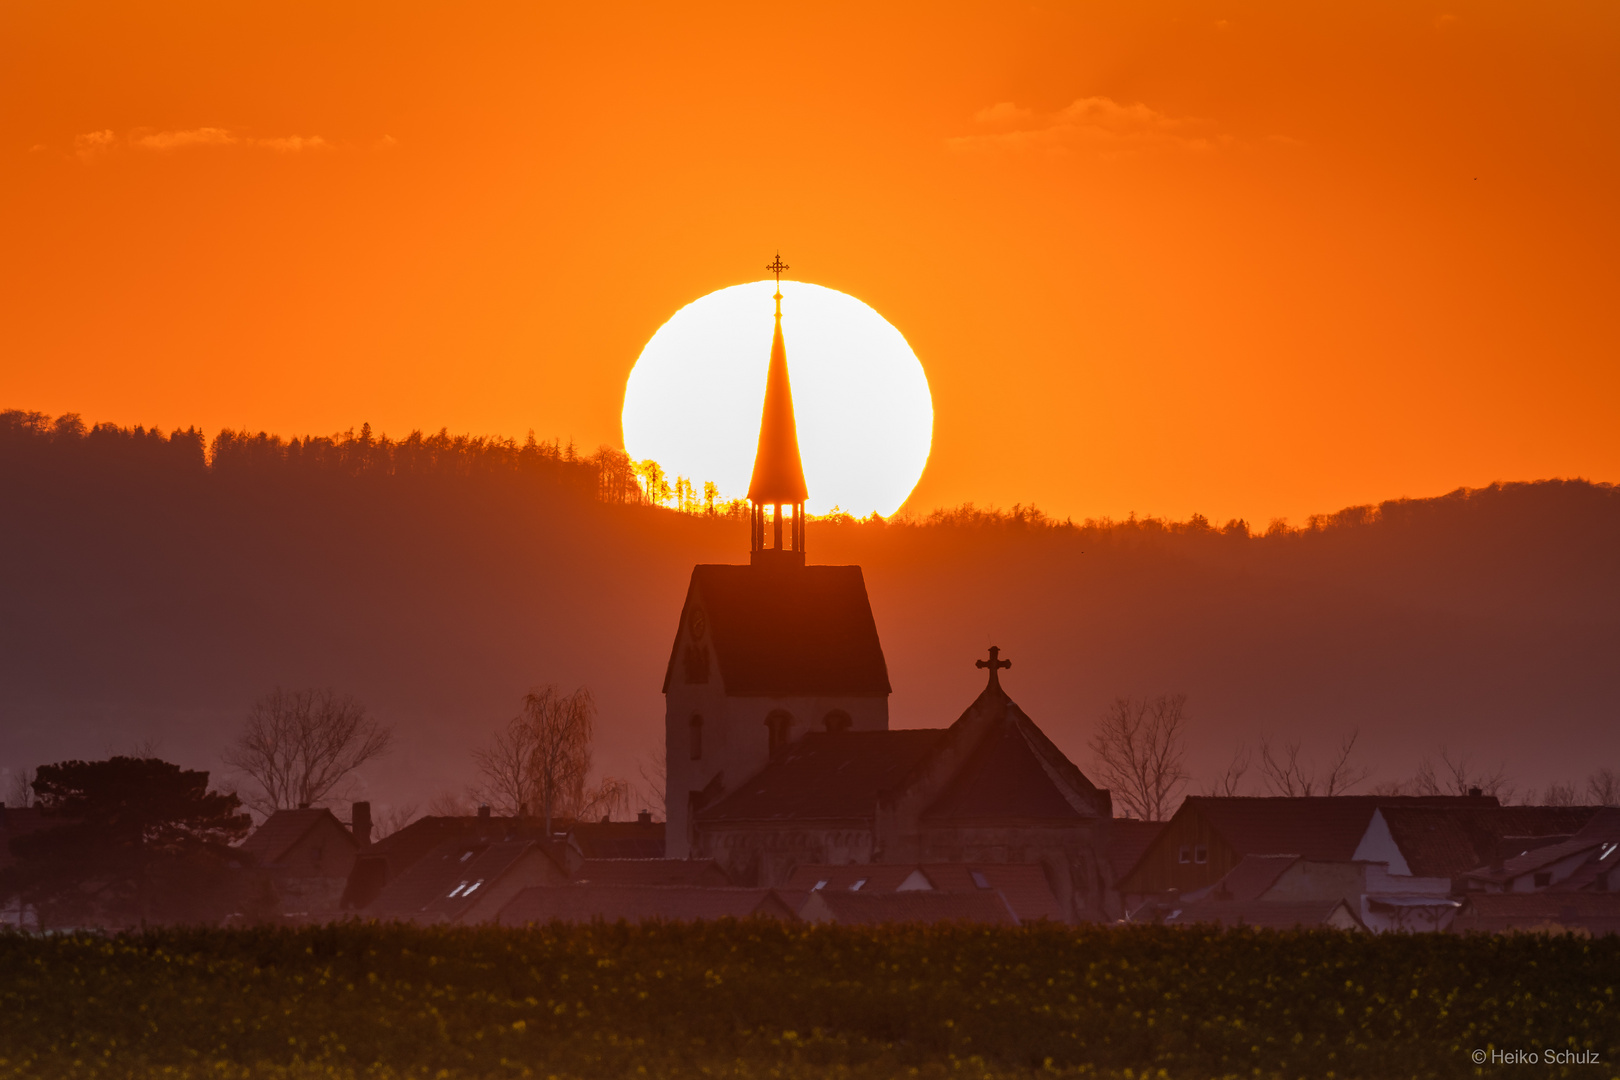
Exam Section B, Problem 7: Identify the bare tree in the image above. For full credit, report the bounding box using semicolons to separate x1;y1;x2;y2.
1258;730;1370;797
523;685;597;835
471;713;541;817
1541;781;1581;807
1204;742;1251;796
223;688;394;818
1412;746;1513;801
1588;767;1620;807
5;767;36;808
1089;694;1190;821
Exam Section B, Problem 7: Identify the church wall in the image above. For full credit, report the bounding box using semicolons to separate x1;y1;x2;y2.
664;678;886;858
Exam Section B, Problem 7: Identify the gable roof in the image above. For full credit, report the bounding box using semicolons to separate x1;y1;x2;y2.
664;564;890;696
497;885;797;924
783;864;924;892
699;730;947;823
921;711;1094;822
366;835;565;920
799;889;1019;926
917;864;1066;922
365;815;554;883
237;808;354;867
1380;805;1602;877
1183;796;1499;863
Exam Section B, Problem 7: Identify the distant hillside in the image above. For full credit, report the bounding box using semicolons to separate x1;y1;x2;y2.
3;409;1617;816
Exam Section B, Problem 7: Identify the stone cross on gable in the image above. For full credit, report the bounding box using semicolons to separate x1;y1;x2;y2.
976;645;1011;691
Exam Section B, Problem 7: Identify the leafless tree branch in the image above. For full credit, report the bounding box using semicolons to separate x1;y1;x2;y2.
1089;693;1190;821
223;688;394;818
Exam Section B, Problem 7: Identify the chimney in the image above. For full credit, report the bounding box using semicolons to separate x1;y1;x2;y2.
477;804;491;819
298;802;310;810
351;801;372;848
637;809;652;825
1468;787;1483;798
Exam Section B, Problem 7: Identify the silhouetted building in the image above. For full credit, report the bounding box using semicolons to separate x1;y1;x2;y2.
661;266;1113;920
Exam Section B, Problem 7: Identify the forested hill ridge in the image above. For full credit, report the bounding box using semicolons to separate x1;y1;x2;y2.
3;409;1617;813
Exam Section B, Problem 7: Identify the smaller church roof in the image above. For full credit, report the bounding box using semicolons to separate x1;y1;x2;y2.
666;564;891;696
700;730;947;823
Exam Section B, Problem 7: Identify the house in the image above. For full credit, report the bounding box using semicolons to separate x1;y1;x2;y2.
339;809;562;910
784;862;1065;923
363;836;569;924
1451;892;1620;936
1163;898;1363;931
1461;808;1620;894
1354;804;1602;885
799;888;1020;926
690;662;1113;919
497;884;799;924
1187;854;1457;933
237;805;362;914
1118;795;1499;896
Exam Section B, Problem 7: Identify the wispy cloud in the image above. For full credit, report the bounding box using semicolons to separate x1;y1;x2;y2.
73;127;332;160
949;97;1228;157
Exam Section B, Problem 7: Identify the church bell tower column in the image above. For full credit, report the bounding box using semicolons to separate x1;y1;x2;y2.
746;254;809;568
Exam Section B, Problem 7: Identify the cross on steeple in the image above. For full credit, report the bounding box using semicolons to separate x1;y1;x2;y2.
976;645;1011;691
766;253;789;317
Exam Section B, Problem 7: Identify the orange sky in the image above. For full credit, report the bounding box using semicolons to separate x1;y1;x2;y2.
3;0;1616;525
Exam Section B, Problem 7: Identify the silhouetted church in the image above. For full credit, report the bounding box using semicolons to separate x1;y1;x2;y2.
663;261;1112;919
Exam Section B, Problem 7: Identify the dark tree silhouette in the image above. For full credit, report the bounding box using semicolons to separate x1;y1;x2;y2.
1089;694;1191;821
2;757;250;928
224;688;394;817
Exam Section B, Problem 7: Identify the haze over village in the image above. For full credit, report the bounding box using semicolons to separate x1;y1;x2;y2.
2;1;1618;1076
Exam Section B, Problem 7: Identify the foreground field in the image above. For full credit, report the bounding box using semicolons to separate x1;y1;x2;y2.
0;922;1614;1079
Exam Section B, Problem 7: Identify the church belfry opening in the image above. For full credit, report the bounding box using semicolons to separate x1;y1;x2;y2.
747;253;809;568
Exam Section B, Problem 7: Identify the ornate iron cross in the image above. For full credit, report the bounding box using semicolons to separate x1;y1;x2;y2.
976;645;1011;690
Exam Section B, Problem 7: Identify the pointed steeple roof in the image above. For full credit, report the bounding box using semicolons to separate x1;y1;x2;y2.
747;269;809;505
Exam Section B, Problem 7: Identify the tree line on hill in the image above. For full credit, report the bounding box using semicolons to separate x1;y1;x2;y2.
2;406;1618;813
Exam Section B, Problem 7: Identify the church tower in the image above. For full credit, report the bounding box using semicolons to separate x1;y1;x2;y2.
662;256;892;858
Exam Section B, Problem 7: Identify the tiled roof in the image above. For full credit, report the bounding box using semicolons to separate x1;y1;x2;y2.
1207;855;1300;902
918;864;1065;922
921;716;1091;822
497;885;797;924
1185;796;1496;863
367;815;552;884
799;889;1019;925
571;859;732;887
1106;820;1167;884
1452;892;1620;935
783;864;925;892
699;730;947;823
665;565;890;696
366;836;564;920
1165;899;1357;930
567;821;665;860
1382;805;1601;877
237;808;352;866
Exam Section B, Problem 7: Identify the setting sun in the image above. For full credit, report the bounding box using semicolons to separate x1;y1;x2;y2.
621;280;933;517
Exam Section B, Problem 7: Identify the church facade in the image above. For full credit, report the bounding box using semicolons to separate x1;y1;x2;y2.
662;259;1113;919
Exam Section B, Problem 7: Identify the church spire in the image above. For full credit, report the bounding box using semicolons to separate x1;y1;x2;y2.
748;254;809;566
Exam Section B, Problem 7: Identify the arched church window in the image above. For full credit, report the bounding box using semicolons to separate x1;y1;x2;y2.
689;715;703;760
765;710;793;757
823;709;852;734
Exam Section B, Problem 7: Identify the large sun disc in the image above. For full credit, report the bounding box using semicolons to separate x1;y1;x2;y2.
622;280;933;517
